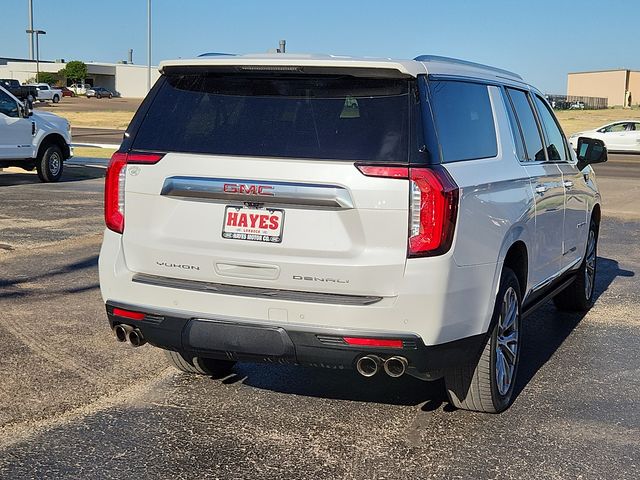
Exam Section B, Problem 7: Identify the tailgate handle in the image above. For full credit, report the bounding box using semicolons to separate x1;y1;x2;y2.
161;176;354;209
215;262;280;280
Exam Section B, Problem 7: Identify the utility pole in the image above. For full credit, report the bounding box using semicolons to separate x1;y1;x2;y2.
28;0;34;60
147;0;151;92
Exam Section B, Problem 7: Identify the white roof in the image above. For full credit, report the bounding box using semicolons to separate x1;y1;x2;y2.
159;53;526;83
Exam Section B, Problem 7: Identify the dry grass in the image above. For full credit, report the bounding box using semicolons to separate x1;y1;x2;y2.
556;108;640;135
73;147;116;159
60;111;134;129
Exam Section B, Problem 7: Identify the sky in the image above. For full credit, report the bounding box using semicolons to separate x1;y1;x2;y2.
1;0;639;93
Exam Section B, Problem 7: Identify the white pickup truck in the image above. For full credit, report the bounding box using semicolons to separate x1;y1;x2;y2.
0;84;72;182
30;83;63;103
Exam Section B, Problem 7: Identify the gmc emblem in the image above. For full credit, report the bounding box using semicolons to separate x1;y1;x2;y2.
223;183;275;196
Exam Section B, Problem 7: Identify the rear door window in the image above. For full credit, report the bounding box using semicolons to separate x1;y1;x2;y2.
131;73;412;162
505;88;546;161
532;94;568;162
428;80;497;163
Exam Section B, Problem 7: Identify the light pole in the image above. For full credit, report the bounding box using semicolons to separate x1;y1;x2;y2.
28;0;34;60
26;29;46;80
147;0;151;92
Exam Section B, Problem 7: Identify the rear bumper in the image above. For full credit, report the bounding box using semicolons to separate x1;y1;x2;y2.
106;301;486;377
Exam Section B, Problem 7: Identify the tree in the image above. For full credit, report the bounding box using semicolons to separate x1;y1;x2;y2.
36;72;58;85
59;61;87;83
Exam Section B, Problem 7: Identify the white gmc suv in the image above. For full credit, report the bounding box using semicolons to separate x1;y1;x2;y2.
98;54;606;413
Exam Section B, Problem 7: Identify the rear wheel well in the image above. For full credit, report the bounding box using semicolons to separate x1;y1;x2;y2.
503;241;528;298
37;134;70;160
591;203;601;231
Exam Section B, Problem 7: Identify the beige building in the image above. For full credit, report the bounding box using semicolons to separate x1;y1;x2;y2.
0;58;160;98
567;69;640;107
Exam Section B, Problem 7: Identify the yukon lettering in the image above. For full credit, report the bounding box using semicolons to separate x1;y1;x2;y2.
156;262;200;271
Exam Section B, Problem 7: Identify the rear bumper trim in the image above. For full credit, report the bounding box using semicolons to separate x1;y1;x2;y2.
132;273;383;306
106;301;487;375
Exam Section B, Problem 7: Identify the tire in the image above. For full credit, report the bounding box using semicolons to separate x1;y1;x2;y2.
165;350;236;376
53;95;60;103
553;219;598;312
444;267;522;413
97;94;102;99
36;144;64;183
108;93;113;99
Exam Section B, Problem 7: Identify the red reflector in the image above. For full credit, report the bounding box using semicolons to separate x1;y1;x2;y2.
113;308;145;320
343;337;403;348
356;165;409;178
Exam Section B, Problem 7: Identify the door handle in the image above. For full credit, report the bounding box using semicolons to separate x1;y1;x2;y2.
535;185;548;194
563;180;574;189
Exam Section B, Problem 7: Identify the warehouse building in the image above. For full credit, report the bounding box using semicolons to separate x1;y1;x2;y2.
567;69;640;107
0;57;160;98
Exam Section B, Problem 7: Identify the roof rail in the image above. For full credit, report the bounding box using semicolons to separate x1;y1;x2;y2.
197;52;237;58
414;55;522;80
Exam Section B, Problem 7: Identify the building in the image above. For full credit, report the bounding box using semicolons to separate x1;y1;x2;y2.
0;57;160;98
567;69;640;107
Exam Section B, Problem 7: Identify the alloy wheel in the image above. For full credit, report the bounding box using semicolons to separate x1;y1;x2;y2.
495;286;519;396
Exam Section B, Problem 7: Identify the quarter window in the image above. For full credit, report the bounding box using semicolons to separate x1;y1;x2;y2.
429;80;497;163
533;95;567;162
505;88;545;161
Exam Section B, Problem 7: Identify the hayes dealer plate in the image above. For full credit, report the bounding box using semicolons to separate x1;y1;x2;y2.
222;206;284;243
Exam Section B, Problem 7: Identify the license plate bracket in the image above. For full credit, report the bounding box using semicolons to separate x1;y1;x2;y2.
222;205;284;243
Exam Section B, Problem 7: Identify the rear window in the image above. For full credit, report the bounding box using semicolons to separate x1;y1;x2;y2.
428;80;497;163
131;73;411;162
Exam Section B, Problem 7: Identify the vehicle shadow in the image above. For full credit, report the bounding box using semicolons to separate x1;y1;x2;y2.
512;256;634;401
0;255;99;299
213;256;633;409
0;165;104;187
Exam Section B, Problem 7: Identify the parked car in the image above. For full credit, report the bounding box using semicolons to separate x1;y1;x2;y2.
58;86;75;97
0;84;72;182
69;83;91;95
29;83;62;103
99;53;606;413
569;101;585;110
86;87;113;99
0;79;38;105
569;120;640;152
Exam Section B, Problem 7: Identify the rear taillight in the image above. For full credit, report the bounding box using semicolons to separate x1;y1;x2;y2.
104;151;164;234
356;164;459;257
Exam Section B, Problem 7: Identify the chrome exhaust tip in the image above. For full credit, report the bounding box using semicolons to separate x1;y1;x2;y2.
127;328;146;347
356;355;381;377
383;356;408;378
114;324;133;343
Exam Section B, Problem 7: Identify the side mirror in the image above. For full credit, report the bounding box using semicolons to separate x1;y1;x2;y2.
576;137;607;171
21;99;33;117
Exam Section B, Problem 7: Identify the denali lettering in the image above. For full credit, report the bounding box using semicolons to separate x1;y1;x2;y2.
293;275;349;284
156;262;200;270
223;183;275;196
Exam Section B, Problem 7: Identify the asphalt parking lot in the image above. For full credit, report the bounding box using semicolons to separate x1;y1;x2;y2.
0;157;639;479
